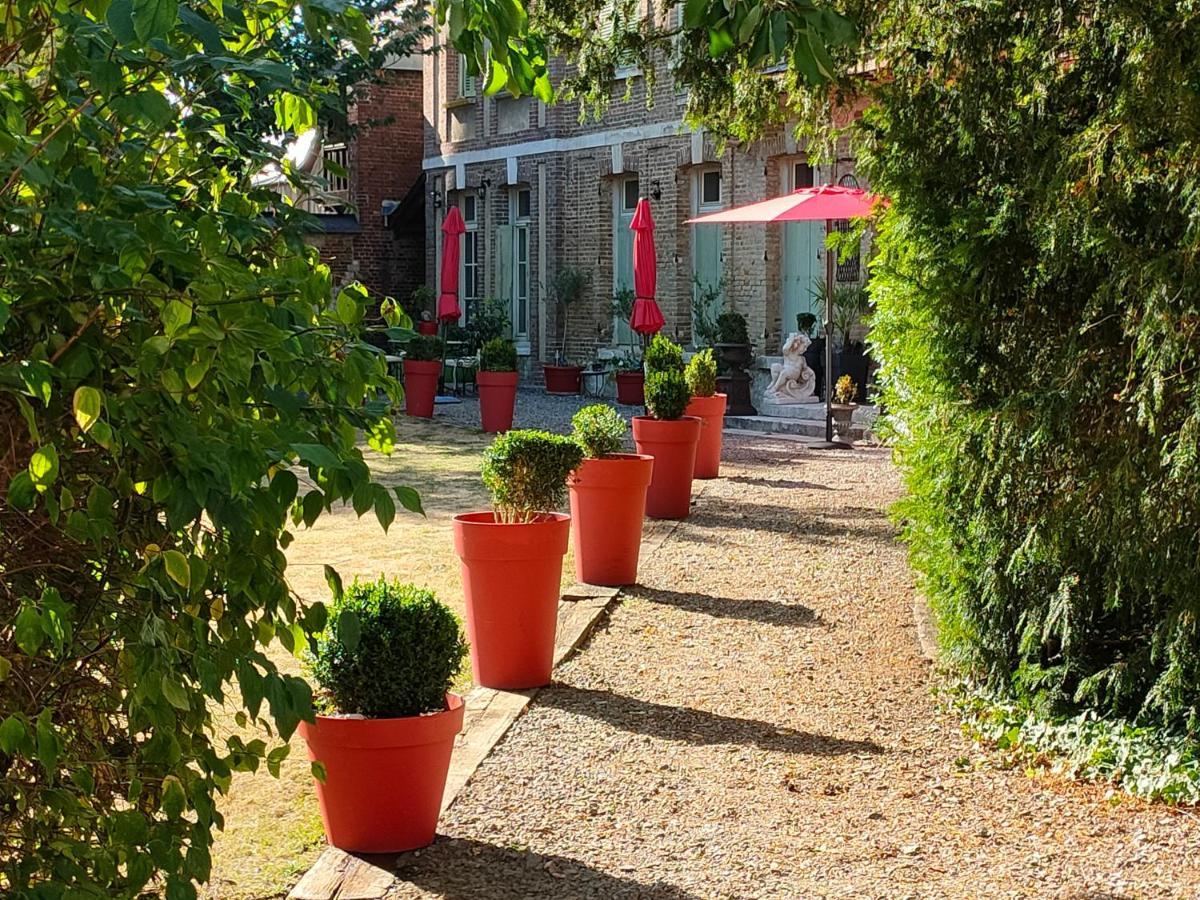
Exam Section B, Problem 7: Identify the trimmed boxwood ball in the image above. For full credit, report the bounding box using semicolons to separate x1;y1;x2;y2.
479;337;518;372
645;369;689;420
572;404;627;458
308;578;468;719
643;333;684;374
482;429;585;523
715;311;750;345
406;334;443;361
685;348;718;398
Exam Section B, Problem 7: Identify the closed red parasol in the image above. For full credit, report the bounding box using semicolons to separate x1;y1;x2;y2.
629;198;665;335
438;208;466;323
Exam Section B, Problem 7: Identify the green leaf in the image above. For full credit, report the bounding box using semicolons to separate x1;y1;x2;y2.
336;608;360;652
163;299;192;337
73;386;103;433
161;775;186;817
292;443;342;471
301;490;324;527
373;484;395;532
35;711;59;772
132;0;178;42
162;550;191;588
0;715;26;754
393;485;425;516
684;0;709;29
28;445;59;491
0;656;10;681
323;565;343;601
161;674;190;710
105;0;136;43
266;745;290;778
8;471;37;510
14;604;43;656
310;761;327;783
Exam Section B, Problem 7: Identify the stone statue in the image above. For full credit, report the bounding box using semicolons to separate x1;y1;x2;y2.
764;332;818;404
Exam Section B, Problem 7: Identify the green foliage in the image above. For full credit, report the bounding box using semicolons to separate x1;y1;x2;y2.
715;311;749;345
481;430;584;523
407;285;437;322
690;276;725;348
545;267;591;359
951;686;1200;805
610;288;636;328
833;375;856;405
571;405;627;458
479;338;518;372
864;2;1200;732
0;2;425;894
685;349;718;398
406;334;444;362
643;334;684;374
645;370;690;421
466;297;512;351
307;579;468;719
795;312;818;337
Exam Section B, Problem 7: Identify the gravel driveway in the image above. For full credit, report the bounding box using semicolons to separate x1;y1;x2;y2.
385;434;1200;899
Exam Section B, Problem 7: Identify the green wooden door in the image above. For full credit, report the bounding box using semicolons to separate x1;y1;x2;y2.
781;161;823;340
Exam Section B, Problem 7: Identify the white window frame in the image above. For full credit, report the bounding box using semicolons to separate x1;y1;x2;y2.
458;54;477;99
612;176;639;346
508;187;532;350
460;193;479;323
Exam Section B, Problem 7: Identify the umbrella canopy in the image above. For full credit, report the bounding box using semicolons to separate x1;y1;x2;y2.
687;184;880;225
629;198;665;335
437;208;466;323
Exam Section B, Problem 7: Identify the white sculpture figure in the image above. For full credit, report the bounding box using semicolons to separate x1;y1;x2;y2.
764;332;818;404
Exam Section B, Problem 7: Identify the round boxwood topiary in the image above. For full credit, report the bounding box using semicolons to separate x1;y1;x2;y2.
645;369;690;420
406;334;443;362
685;348;718;398
571;404;627;458
479;337;518;372
643;333;684;374
482;429;584;523
308;578;468;719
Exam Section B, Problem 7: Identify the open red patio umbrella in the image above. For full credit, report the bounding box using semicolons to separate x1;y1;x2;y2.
688;184;882;448
629;198;665;336
438;207;466;323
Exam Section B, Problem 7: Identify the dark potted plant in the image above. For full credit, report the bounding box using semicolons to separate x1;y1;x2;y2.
831;374;858;441
476;337;518;433
543;267;590;394
567;405;654;586
300;578;468;853
632;335;701;519
713;311;756;416
795;311;818;338
612;347;645;406
408;285;439;335
683;348;727;479
453;430;583;689
403;334;442;418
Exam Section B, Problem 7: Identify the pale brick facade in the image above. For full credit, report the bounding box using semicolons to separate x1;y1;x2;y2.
422;39;866;371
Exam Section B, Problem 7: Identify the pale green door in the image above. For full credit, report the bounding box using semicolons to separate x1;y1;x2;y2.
781;161;823;339
692;168;725;341
613;178;637;346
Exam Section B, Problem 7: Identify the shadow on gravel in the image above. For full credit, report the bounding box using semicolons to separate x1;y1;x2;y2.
542;685;883;756
694;499;897;544
724;474;841;491
623;585;824;629
393;837;700;899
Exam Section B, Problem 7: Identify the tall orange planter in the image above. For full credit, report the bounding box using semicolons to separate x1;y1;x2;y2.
298;693;464;853
403;359;441;418
568;454;654;586
631;416;701;519
684;393;728;479
453;512;570;689
476;370;518;433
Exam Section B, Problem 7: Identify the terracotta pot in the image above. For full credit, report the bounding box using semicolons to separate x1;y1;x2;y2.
476;370;518;433
568;454;654;586
684;393;728;479
453;512;570;689
543;364;582;395
403;359;441;418
299;693;464;853
416;321;438;336
631;416;701;520
615;370;645;406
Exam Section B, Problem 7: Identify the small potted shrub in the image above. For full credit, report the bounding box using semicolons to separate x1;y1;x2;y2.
300;578;469;853
831;374;858;440
612;347;644;406
543;267;590;394
567;405;654;586
683;348;727;479
453;430;583;688
408;285;438;335
403;334;443;418
631;335;701;519
476;337;519;433
713;311;756;416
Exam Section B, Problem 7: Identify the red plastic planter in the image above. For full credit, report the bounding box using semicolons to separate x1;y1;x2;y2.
476;371;518;433
453;512;570;689
631;416;701;520
615;371;645;406
416;321;438;336
299;693;464;853
543;364;582;395
568;454;654;586
684;393;728;479
403;359;441;418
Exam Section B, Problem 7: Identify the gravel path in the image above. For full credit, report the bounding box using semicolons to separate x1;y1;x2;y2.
434;388;637;436
386;435;1200;899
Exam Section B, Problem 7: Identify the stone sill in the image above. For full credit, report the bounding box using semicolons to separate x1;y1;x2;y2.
443;97;475;110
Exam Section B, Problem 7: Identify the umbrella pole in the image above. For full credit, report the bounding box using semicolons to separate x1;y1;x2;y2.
811;217;852;450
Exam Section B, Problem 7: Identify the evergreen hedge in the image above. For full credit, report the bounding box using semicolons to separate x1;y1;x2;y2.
864;1;1200;730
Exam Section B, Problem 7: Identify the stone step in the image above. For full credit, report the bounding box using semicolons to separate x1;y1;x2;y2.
723;415;867;440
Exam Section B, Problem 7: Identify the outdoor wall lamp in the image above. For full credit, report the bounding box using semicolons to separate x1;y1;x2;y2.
650;179;662;201
430;188;443;209
477;177;491;199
